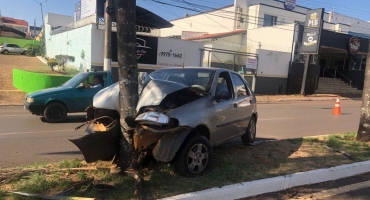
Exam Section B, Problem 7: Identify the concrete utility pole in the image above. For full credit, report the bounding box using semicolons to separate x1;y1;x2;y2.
34;19;36;38
115;0;142;197
357;41;370;142
300;54;311;95
104;0;112;72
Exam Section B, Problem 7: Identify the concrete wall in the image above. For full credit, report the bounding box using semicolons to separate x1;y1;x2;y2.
247;24;294;54
256;49;291;78
45;23;93;71
160;6;236;37
328;12;370;35
45;13;74;28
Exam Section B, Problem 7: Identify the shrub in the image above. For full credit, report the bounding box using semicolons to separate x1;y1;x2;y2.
47;59;58;71
55;55;75;71
24;43;45;57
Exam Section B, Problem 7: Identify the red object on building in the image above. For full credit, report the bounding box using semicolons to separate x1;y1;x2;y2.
2;17;29;26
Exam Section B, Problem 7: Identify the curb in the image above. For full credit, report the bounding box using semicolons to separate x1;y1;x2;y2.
36;56;48;65
162;161;370;200
277;97;362;102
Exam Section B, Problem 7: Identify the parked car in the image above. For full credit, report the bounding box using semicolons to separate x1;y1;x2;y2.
0;43;27;55
72;67;258;177
24;71;114;123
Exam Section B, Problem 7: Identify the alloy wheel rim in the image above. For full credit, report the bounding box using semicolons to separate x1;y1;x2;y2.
187;143;209;174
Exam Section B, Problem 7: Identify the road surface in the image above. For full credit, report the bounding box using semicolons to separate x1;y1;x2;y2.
0;100;361;167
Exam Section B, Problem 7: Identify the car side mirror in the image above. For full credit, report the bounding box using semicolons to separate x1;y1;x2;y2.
76;83;85;89
215;91;230;101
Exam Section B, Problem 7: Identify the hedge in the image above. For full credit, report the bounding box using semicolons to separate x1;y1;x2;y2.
13;69;73;93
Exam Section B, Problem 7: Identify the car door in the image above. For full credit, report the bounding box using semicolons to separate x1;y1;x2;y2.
6;44;15;53
73;74;106;112
212;71;244;145
230;73;254;133
13;44;22;53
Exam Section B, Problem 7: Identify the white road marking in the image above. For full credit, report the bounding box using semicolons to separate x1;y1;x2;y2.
259;118;292;121
0;129;76;136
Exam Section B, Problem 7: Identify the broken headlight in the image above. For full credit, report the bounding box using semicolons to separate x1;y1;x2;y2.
135;111;169;126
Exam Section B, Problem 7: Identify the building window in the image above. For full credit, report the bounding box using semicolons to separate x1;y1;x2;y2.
263;14;277;27
294;21;304;25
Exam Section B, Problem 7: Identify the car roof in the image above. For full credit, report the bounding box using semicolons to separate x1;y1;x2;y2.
157;67;234;73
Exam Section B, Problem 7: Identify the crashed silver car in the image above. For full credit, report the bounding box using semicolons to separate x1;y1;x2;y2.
75;67;258;177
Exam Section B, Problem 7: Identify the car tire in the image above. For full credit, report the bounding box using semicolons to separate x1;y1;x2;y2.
43;102;67;123
174;135;213;177
22;51;26;55
241;116;257;144
3;50;9;55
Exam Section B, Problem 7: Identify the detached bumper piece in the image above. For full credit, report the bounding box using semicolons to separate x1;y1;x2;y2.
69;116;120;163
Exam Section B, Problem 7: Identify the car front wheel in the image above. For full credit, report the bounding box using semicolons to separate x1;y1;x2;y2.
43;102;67;123
174;135;213;177
241;116;257;144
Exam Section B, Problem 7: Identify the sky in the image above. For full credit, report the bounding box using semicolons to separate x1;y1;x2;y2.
0;0;370;27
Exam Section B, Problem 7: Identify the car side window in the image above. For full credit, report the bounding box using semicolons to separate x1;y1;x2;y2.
231;73;250;97
14;44;20;48
216;72;234;99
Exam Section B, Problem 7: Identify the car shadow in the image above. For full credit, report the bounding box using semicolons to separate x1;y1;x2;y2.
40;151;82;155
40;115;87;123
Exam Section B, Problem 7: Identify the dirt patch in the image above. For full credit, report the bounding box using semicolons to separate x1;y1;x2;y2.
0;54;48;105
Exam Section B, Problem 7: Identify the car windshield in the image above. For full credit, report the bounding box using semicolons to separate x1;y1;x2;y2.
149;68;215;91
61;73;87;87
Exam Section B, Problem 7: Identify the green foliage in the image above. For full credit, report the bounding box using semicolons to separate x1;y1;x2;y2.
24;42;45;56
55;55;75;71
47;59;58;71
81;49;85;59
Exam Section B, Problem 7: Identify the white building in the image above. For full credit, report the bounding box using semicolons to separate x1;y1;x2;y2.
160;0;370;94
43;4;204;82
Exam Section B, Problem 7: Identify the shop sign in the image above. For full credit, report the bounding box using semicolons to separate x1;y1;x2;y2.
75;1;81;21
349;36;361;55
301;8;324;54
246;57;258;70
284;0;296;11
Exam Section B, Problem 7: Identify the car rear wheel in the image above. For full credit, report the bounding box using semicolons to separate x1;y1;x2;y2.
241;116;256;144
3;50;9;55
43;102;67;123
174;135;213;177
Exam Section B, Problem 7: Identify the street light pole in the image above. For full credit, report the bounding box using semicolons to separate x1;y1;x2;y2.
104;0;112;72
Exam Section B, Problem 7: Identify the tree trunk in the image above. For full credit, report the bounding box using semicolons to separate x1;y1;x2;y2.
115;0;139;169
357;41;370;142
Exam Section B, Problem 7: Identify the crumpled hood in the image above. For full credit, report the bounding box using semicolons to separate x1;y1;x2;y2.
93;82;120;112
93;80;188;113
136;79;188;110
27;86;70;98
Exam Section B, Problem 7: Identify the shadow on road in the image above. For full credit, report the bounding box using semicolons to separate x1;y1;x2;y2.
40;115;87;123
40;151;82;155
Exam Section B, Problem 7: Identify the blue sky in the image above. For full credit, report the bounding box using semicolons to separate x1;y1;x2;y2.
0;0;369;27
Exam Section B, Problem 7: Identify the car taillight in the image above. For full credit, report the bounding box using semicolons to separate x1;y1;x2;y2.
0;46;3;48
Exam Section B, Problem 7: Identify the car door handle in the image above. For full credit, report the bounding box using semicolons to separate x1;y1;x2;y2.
234;103;238;108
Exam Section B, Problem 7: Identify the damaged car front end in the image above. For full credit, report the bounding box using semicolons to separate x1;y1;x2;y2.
71;67;257;177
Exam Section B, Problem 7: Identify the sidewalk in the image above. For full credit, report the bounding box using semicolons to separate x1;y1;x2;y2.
256;94;362;103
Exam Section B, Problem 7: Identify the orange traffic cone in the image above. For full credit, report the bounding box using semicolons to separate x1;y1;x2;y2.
332;98;341;115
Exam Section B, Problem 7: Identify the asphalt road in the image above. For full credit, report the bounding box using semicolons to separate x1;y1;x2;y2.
0;100;362;168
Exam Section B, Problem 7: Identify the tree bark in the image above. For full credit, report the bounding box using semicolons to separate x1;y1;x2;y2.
115;0;139;170
357;41;370;142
